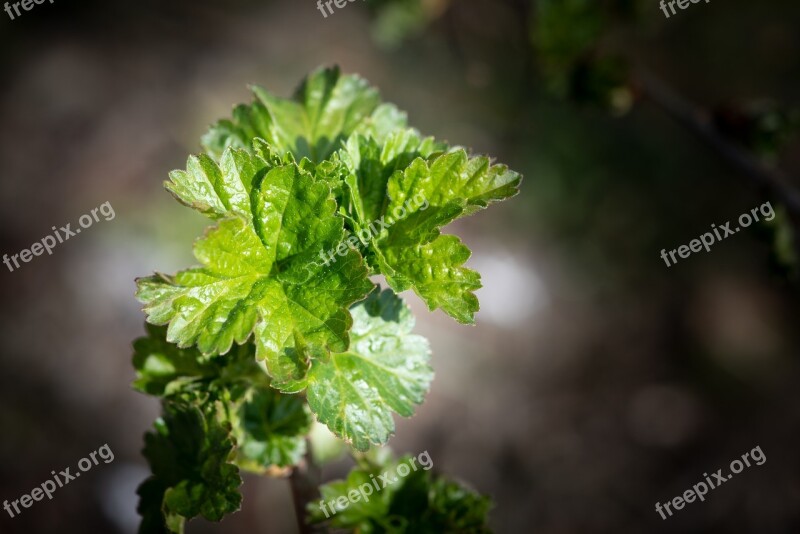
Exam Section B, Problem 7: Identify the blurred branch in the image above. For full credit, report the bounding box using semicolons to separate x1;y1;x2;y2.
635;69;800;216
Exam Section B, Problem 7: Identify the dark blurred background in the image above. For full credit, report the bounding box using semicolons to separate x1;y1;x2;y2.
1;0;800;532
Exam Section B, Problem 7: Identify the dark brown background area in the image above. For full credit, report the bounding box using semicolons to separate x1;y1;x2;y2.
1;0;800;532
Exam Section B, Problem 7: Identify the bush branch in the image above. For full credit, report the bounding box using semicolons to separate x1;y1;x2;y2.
635;69;800;216
288;444;321;534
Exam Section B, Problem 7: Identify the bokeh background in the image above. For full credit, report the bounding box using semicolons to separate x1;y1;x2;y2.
1;0;800;532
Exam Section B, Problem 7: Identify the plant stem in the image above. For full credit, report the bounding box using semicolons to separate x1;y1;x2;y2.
635;68;800;216
288;441;321;534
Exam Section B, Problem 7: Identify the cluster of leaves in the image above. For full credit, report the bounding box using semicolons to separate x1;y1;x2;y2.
308;449;492;533
133;67;518;531
134;324;313;532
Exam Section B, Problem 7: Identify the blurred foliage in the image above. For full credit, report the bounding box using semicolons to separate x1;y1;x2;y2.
532;0;636;110
762;205;799;280
713;101;800;161
365;0;451;49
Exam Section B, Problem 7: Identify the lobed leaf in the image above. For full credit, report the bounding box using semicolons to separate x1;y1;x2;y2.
340;134;521;324
306;287;433;451
137;395;242;534
137;161;374;391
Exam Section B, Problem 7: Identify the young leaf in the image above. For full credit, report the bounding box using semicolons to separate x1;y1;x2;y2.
378;150;522;313
308;450;493;533
306;287;433;451
133;323;220;397
312;464;394;526
340;129;447;225
133;324;313;475
136;162;374;390
373;233;480;324
134;67;518;534
164;148;265;220
133;323;274;397
340;134;521;323
387;150;521;218
202;66;408;163
234;386;312;472
388;468;493;533
138;395;242;533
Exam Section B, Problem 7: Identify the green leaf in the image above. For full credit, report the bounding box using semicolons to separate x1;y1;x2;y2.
340;129;446;225
164;148;265;220
312;465;394;528
378;150;521;323
341;138;520;323
387;150;521;218
373;233;481;324
308;449;493;533
133;323;274;399
234;386;312;472
389;469;493;533
136;161;374;390
355;103;411;145
133;323;218;397
132;323;268;397
202;66;408;163
135;67;518;534
306;288;433;451
133;323;313;477
138;395;242;533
